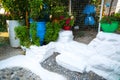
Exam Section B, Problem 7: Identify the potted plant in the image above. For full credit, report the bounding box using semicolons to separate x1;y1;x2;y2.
100;13;120;33
0;0;27;47
44;14;74;44
28;0;50;45
100;0;120;33
59;15;74;30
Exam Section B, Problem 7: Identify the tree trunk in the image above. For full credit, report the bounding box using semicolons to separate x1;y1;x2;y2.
108;0;114;16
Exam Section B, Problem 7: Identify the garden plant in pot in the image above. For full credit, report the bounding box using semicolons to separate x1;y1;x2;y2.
0;0;27;47
100;0;120;33
59;15;74;30
44;1;69;44
44;15;74;44
100;13;120;33
49;3;73;27
29;0;50;45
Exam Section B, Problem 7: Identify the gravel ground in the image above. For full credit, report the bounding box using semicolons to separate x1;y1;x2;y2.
0;67;41;80
73;29;97;44
41;52;106;80
0;30;106;80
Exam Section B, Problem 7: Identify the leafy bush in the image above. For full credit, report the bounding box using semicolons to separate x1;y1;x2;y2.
15;23;40;48
45;21;62;44
14;26;32;48
100;13;120;24
30;22;40;46
0;0;28;20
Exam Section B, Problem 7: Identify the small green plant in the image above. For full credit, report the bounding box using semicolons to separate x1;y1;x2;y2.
30;22;40;46
100;14;119;24
14;26;31;48
45;21;62;44
100;13;120;32
14;24;40;48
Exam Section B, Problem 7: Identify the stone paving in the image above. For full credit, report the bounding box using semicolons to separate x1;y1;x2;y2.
41;52;106;80
0;67;41;80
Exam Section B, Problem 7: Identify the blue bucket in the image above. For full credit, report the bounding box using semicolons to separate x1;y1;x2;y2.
84;16;95;25
36;21;46;45
83;5;96;15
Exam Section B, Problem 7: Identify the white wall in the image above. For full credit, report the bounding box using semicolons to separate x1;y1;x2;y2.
115;0;120;13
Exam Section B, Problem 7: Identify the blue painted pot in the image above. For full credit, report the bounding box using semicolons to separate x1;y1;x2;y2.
36;21;46;45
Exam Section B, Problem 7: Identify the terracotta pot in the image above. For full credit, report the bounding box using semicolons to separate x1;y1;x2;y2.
63;26;71;30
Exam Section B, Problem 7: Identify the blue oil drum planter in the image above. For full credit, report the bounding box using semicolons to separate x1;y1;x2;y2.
30;21;46;45
36;21;46;45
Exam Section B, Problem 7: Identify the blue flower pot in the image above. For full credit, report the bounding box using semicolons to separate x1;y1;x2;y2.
36;21;46;45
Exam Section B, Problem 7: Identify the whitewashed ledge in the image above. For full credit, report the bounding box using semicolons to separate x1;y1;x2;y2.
56;31;120;80
0;30;120;80
0;55;66;80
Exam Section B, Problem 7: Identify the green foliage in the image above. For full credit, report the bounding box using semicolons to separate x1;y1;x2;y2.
0;0;28;20
44;0;68;20
100;13;120;24
45;21;62;44
59;15;75;27
114;13;120;24
14;23;40;48
28;0;43;21
50;6;67;19
115;13;120;31
14;26;32;48
28;0;50;21
0;14;7;32
30;22;40;46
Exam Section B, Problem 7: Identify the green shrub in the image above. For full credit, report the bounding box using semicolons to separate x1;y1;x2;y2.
45;21;62;44
14;26;32;48
30;22;40;46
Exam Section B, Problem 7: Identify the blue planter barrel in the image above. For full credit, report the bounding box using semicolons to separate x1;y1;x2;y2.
36;21;46;45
